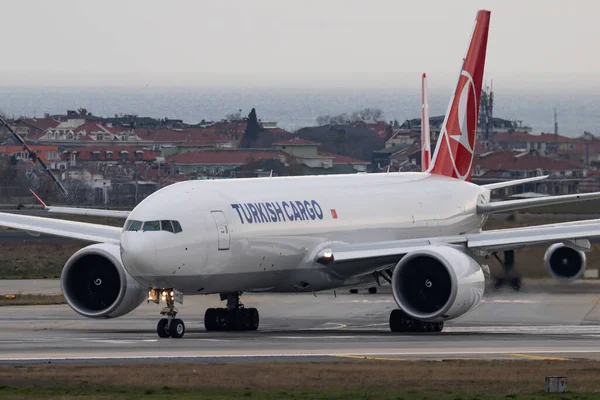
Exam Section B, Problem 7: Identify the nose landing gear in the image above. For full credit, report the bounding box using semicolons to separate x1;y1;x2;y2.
149;288;185;339
204;292;259;331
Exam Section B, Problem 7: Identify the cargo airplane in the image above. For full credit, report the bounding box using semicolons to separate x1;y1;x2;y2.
2;10;600;338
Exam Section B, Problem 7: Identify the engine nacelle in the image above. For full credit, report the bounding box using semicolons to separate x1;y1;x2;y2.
544;243;586;281
391;245;485;322
61;243;146;318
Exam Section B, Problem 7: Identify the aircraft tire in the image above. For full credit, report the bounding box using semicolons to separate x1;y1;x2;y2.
389;309;406;332
247;308;259;331
368;287;378;294
157;318;170;338
204;308;217;331
170;318;185;339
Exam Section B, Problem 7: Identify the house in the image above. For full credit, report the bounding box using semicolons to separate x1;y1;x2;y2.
64;146;158;168
13;117;60;139
274;137;369;173
493;131;577;155
0;145;63;169
385;129;420;148
166;150;294;178
30;120;140;144
472;150;587;195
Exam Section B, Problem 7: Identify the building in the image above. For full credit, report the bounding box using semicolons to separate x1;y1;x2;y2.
472;150;587;195
273;137;369;174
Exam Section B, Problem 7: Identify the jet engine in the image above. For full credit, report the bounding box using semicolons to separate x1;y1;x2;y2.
544;243;586;281
391;245;485;322
61;243;146;318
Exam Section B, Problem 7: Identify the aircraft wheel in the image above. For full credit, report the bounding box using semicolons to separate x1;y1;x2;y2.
389;309;407;332
349;289;359;294
247;308;259;331
368;287;378;294
170;318;185;339
510;277;522;291
204;308;217;331
157;318;170;338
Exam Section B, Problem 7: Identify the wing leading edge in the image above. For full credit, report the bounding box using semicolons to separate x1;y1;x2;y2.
316;219;600;277
0;212;121;244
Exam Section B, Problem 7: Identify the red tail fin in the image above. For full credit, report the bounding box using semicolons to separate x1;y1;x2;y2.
421;73;431;172
428;10;490;181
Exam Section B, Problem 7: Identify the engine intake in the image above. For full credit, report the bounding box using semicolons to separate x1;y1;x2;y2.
61;243;146;318
544;243;586;281
391;245;484;322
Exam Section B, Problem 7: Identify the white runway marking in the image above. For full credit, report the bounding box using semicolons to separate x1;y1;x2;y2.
481;299;540;304
446;325;600;334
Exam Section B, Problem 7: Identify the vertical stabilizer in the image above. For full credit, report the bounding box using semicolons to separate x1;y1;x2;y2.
421;73;431;172
428;10;490;181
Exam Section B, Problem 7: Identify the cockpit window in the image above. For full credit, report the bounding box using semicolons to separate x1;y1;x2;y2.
160;220;174;232
142;221;161;231
128;220;142;231
126;220;181;233
172;220;183;233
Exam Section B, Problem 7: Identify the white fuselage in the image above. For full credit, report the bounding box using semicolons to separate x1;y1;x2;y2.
120;172;490;294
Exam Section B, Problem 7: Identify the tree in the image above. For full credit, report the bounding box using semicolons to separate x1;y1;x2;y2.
240;108;261;149
225;110;242;121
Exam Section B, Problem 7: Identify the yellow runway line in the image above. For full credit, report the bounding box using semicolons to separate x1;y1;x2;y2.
505;353;570;361
330;354;405;361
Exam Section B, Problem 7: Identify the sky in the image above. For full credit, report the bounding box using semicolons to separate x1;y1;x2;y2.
1;0;599;90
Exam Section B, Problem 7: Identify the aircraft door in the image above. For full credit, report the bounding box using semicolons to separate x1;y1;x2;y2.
210;211;230;251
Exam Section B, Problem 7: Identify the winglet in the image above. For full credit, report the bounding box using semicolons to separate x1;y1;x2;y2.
29;189;47;209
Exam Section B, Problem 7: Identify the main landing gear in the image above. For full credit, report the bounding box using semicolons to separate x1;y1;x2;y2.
492;250;522;291
149;288;185;339
204;292;259;331
389;309;443;333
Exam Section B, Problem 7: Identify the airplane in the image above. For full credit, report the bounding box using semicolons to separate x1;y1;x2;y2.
2;9;600;338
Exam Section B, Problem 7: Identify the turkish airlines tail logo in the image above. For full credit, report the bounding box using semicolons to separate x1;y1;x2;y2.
428;10;490;182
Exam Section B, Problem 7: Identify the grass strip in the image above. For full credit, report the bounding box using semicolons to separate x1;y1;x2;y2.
0;294;65;306
0;360;599;397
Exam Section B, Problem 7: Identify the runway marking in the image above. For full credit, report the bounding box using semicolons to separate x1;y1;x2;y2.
481;299;539;304
306;323;347;330
505;353;570;361
330;354;404;361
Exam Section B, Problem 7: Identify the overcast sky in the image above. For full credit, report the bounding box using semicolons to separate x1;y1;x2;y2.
1;0;598;90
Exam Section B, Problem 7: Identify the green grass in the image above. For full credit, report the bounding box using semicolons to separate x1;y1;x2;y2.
0;386;594;400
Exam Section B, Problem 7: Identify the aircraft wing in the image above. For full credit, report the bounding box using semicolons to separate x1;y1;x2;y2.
0;212;121;244
45;206;130;219
29;189;130;219
318;219;600;278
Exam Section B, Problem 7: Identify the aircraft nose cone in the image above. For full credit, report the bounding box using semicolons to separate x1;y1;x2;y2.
120;233;157;279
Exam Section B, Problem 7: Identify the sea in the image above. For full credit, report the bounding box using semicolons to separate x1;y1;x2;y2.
1;86;599;137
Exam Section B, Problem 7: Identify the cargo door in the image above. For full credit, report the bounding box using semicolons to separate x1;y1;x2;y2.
210;211;230;251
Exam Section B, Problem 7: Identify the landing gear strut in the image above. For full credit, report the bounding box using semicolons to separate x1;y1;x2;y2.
204;292;259;331
389;309;443;333
492;250;521;291
149;288;185;339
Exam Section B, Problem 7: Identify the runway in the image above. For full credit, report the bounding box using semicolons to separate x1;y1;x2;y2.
2;281;600;364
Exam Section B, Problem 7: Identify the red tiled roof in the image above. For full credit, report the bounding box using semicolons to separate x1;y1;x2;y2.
167;150;293;165
0;145;60;164
273;137;320;146
74;121;114;134
20;118;60;131
474;150;580;172
494;131;577;143
319;152;369;164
